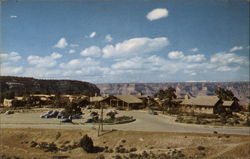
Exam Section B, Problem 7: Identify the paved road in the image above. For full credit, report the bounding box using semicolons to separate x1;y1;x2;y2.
0;111;249;135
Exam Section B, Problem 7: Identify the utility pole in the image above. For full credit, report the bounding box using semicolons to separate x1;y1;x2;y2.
98;103;104;136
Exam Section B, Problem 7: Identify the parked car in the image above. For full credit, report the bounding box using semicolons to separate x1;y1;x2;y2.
84;118;95;123
4;110;14;115
40;110;52;118
148;110;158;115
44;110;58;118
71;114;82;119
40;110;59;118
57;110;66;119
60;116;72;123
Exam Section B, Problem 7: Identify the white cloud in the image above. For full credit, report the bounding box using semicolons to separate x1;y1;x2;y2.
185;54;206;62
68;49;76;54
0;52;21;62
103;37;169;58
168;51;184;59
191;48;199;52
104;34;113;42
80;46;101;57
1;64;23;75
230;46;243;52
216;66;240;72
146;8;168;21
210;52;248;65
112;57;142;69
63;66;110;77
10;15;17;18
168;51;206;62
69;44;79;48
60;57;99;69
89;32;96;38
27;52;62;67
0;52;23;75
54;37;68;49
23;67;62;78
51;52;63;59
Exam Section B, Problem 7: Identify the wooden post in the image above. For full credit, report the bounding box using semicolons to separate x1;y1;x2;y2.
101;104;104;131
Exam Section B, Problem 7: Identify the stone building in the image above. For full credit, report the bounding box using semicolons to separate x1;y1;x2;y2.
180;96;223;114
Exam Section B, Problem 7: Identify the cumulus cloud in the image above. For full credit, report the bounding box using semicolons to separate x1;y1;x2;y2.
112;57;142;70
103;37;169;58
68;49;75;54
191;48;199;52
104;34;113;42
54;37;68;49
51;52;63;59
23;67;62;78
89;32;96;38
210;52;248;65
0;52;21;62
168;51;185;59
185;54;206;62
10;15;17;18
63;66;110;77
230;46;243;52
1;64;23;75
216;66;240;72
70;44;79;48
60;57;99;69
80;46;101;57
168;51;205;62
27;52;62;67
146;8;168;21
0;52;23;75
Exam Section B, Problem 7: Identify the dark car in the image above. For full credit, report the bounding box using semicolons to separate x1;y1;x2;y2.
84;118;95;123
57;110;66;119
46;110;59;118
71;114;82;119
60;116;72;123
40;110;53;118
148;110;158;115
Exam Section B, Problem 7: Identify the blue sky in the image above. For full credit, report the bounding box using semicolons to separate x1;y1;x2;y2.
1;0;249;83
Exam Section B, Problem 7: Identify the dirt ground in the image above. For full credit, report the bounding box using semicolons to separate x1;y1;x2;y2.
0;128;249;159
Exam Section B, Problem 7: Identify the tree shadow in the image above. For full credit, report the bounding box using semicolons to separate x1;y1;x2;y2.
92;146;105;153
99;129;117;137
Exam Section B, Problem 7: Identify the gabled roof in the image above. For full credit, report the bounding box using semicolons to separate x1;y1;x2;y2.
90;96;109;102
181;96;220;106
222;101;234;107
114;95;142;104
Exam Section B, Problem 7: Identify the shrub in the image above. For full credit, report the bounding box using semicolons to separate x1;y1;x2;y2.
79;135;94;153
197;146;205;150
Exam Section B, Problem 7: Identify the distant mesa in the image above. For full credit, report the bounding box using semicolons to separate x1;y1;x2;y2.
0;76;100;97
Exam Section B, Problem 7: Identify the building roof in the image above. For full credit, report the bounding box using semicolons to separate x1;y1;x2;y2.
90;96;109;102
114;95;143;104
134;95;148;99
222;101;234;107
181;96;220;106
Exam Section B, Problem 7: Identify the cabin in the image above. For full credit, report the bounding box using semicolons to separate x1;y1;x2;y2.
109;95;144;110
180;96;223;114
3;97;25;107
3;99;13;107
222;100;241;112
90;96;110;108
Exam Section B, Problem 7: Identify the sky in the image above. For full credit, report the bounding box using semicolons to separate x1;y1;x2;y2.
0;0;249;83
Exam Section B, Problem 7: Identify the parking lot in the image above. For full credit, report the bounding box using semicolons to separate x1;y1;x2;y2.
0;110;249;135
